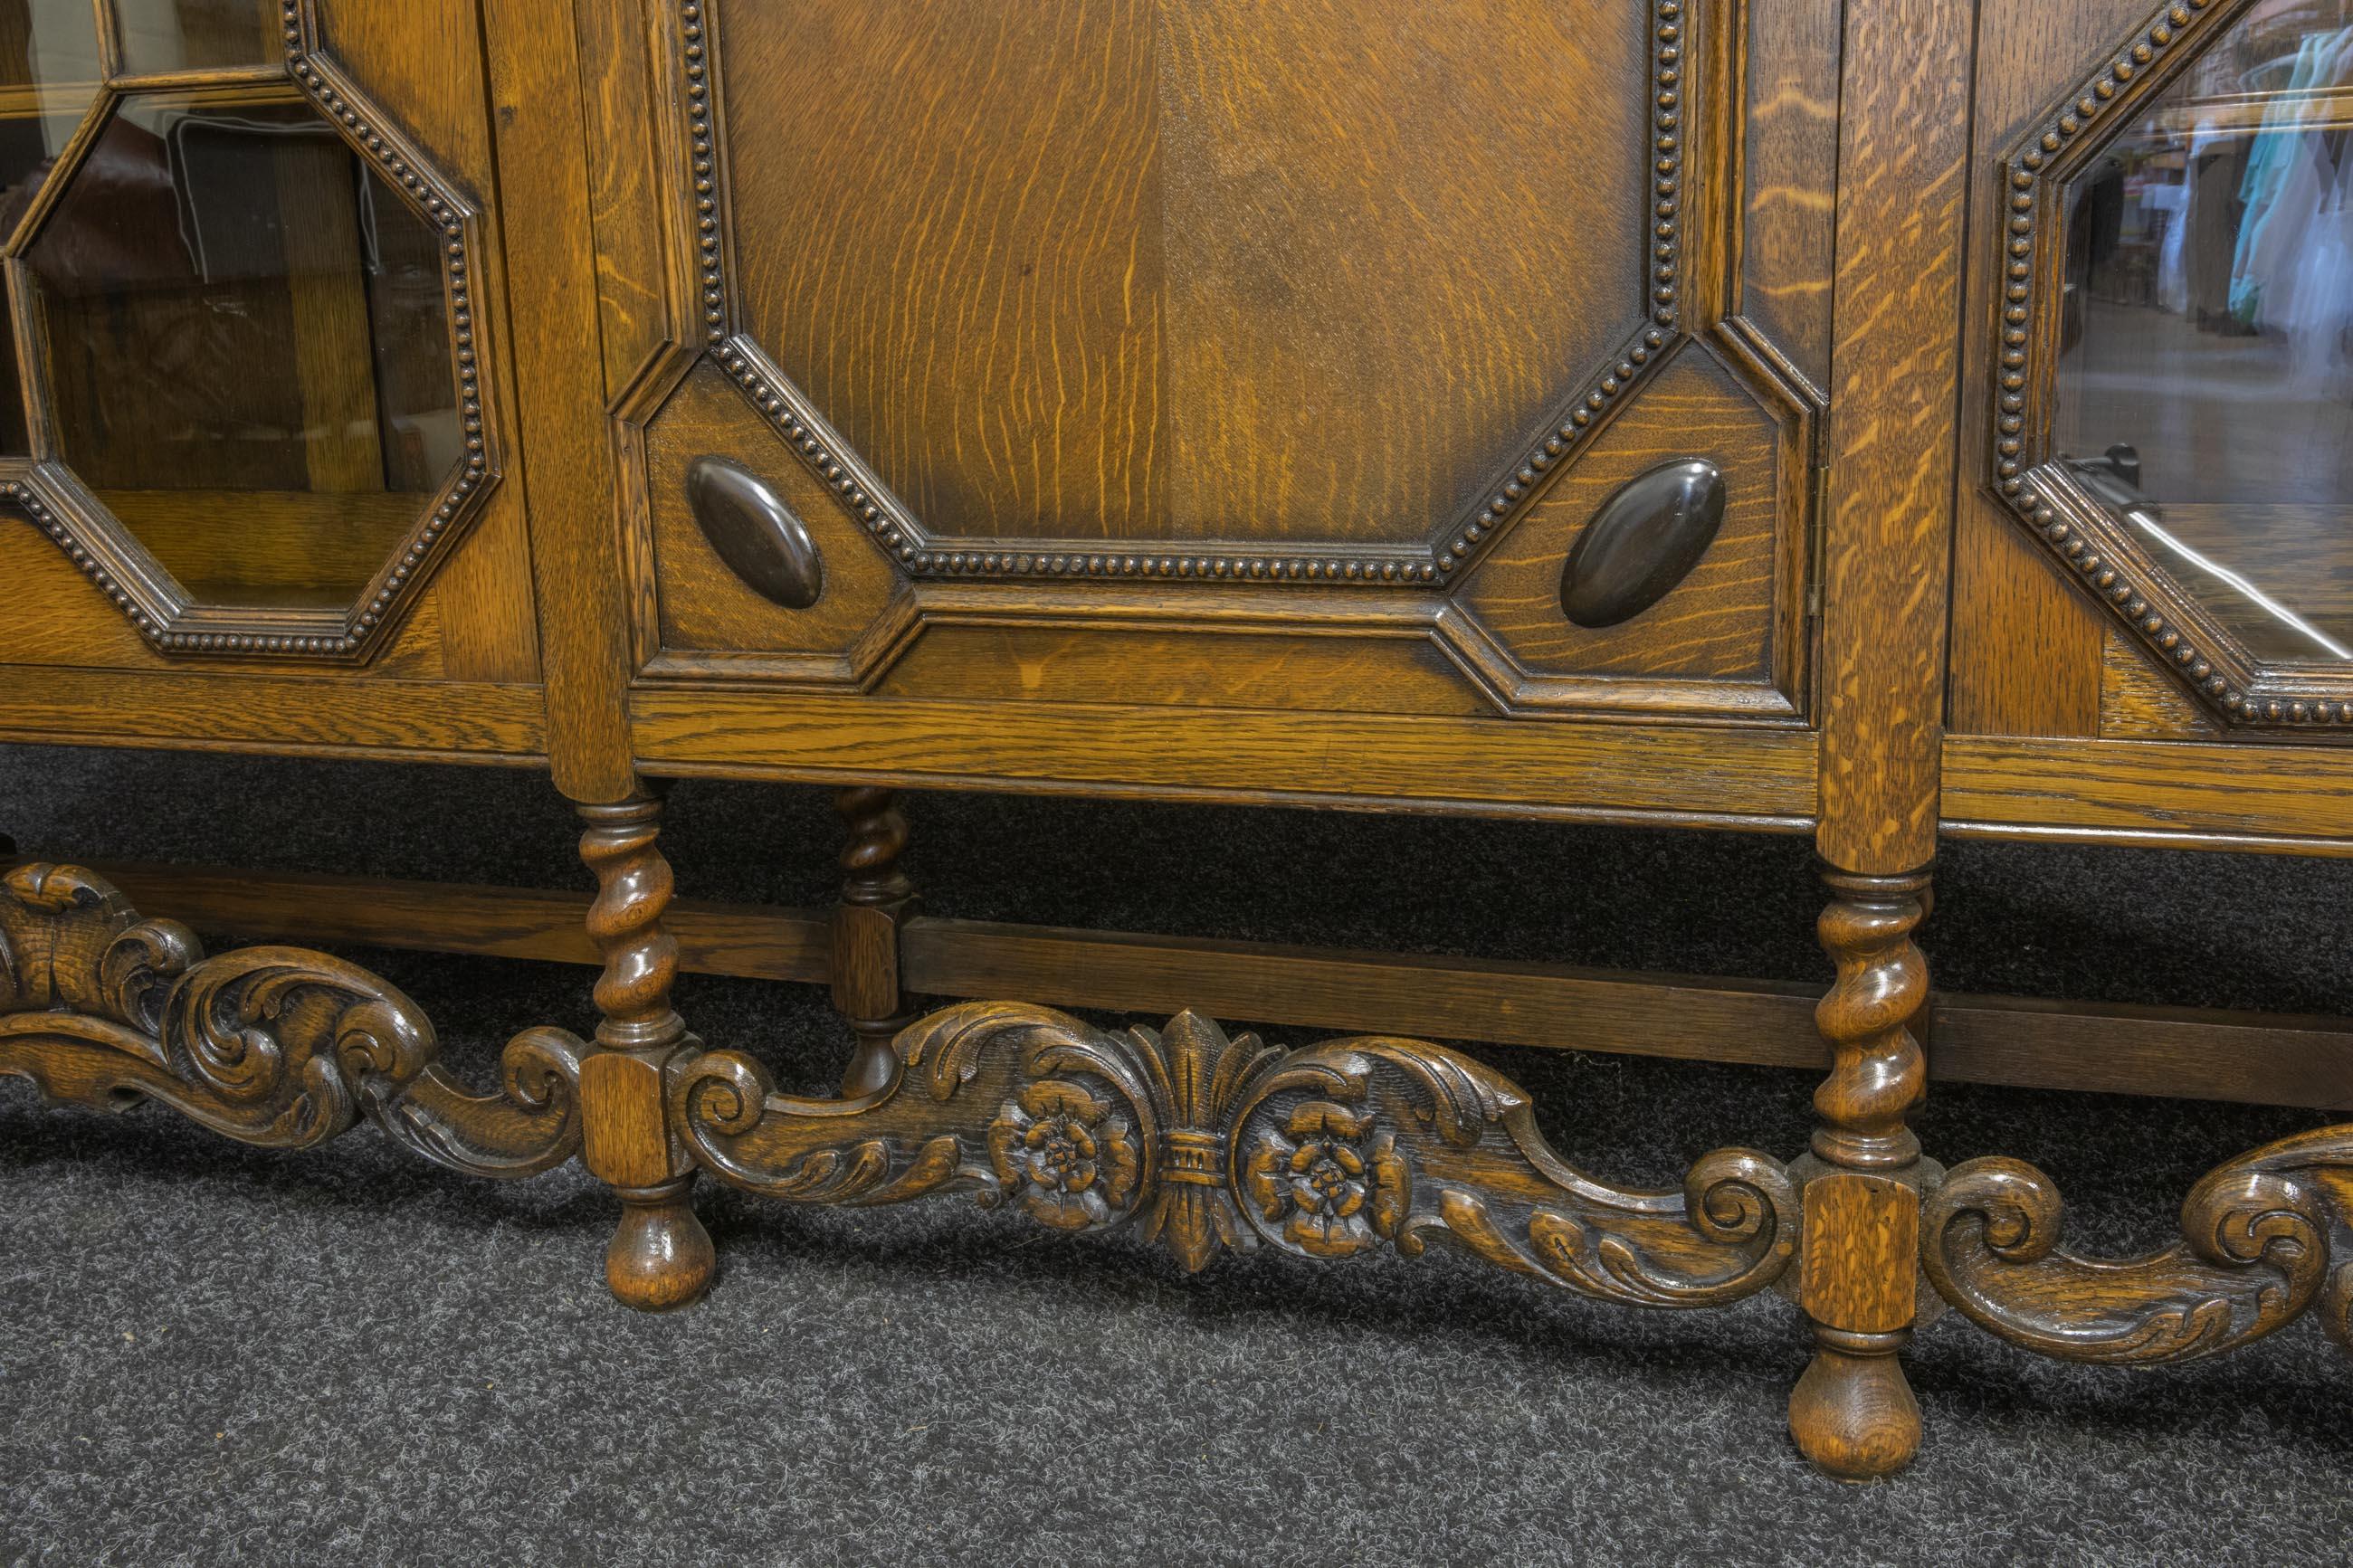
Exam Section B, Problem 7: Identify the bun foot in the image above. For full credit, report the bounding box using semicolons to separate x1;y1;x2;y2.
605;1178;715;1311
1789;1326;1920;1480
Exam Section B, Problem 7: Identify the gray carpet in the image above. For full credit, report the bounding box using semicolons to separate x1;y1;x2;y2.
3;742;2350;1566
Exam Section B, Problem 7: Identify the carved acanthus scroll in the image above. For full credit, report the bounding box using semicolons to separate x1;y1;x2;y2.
676;1003;1799;1305
1922;1128;2353;1364
0;862;581;1176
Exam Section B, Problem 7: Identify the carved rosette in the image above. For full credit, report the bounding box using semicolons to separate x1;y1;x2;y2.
988;1079;1143;1231
1243;1101;1411;1259
1922;1126;2353;1364
0;862;580;1175
674;1002;1799;1305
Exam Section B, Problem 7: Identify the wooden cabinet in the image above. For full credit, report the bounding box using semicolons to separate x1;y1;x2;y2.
608;0;1823;813
5;0;2352;1485
0;0;540;755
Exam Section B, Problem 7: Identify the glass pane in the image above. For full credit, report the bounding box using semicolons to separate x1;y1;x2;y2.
2056;4;2353;664
27;90;461;608
116;0;278;75
0;0;104;453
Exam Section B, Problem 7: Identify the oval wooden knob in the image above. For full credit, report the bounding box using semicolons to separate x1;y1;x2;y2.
685;455;824;610
1557;458;1727;628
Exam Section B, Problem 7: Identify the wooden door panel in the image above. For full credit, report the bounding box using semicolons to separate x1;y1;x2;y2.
617;0;1833;734
0;0;538;697
719;0;1649;552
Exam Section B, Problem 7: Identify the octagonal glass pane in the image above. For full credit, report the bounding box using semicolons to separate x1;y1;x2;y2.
116;0;280;75
0;0;104;453
2055;2;2353;664
26;90;460;609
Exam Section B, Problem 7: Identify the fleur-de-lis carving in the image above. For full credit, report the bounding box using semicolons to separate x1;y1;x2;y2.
678;1003;1797;1304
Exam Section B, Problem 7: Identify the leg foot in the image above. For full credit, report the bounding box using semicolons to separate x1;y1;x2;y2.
605;1177;715;1312
1789;1326;1920;1479
574;794;713;1309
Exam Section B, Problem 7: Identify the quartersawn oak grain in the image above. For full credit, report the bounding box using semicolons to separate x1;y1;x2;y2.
7;0;2353;1493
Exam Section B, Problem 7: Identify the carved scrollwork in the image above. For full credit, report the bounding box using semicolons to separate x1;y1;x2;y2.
1922;1126;2353;1364
0;862;581;1176
675;1002;1798;1304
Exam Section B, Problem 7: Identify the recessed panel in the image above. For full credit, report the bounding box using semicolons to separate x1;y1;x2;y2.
718;0;1651;547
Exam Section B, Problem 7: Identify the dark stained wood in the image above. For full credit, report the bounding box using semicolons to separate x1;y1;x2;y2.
831;785;916;1097
83;860;832;981
873;622;1492;718
1789;1174;1921;1481
0;668;545;759
573;796;712;1311
1923;1125;2353;1363
1948;512;2108;739
570;0;681;399
716;0;1650;552
1791;865;1935;1478
73;861;2353;1114
640;358;903;674
1452;348;1798;695
2099;629;2218;741
1798;0;1973;1476
11;0;2353;1489
1810;870;1930;1173
0;860;581;1174
679;1002;1799;1295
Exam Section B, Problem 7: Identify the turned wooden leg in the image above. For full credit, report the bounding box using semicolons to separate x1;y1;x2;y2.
832;786;916;1097
1788;864;1931;1480
576;795;714;1311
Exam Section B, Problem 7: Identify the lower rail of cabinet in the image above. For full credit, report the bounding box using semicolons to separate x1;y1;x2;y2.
4;847;2349;1480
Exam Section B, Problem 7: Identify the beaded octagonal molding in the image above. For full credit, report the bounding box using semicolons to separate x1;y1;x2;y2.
0;0;498;663
1992;0;2353;730
670;0;1703;589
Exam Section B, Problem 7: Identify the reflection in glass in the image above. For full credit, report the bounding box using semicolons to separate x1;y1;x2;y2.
26;90;460;608
0;0;103;451
2058;1;2353;663
116;0;278;75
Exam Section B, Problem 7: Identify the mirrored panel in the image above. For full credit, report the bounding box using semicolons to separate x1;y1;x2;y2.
115;0;278;76
24;89;462;609
2057;1;2353;664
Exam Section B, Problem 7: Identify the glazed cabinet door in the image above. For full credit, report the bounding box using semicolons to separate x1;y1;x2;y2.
0;0;541;736
587;0;1845;817
1956;0;2353;743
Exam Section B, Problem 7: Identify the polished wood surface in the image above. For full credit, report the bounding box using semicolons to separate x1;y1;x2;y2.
1942;0;2146;743
6;0;2353;1488
74;859;2353;1115
716;1;1651;549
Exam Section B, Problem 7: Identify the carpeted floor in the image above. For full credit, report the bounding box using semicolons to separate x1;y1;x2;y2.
2;742;2349;1566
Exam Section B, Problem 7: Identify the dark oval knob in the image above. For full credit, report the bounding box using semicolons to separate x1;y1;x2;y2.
1557;458;1727;628
686;455;824;610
